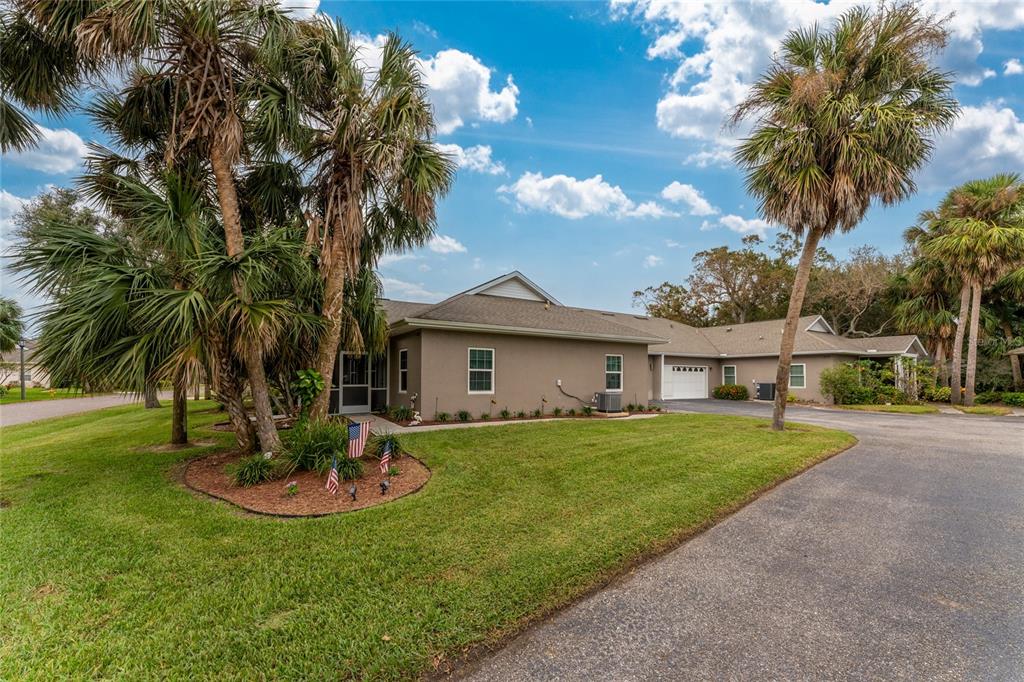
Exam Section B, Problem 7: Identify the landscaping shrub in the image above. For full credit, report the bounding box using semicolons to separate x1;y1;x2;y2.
712;384;749;400
290;369;325;417
552;407;562;417
500;408;511;419
581;406;593;416
819;364;866;404
974;391;1002;404
479;412;491;420
0;386;7;398
457;410;471;422
516;410;526;418
567;408;576;416
435;411;450;423
925;386;951;402
872;385;907;405
1002;392;1024;407
366;433;408;460
390;405;414;422
531;408;542;418
228;453;280;488
281;420;348;475
626;403;636;412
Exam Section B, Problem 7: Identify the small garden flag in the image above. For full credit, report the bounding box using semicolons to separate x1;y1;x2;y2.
348;421;369;458
379;441;391;475
326;455;339;495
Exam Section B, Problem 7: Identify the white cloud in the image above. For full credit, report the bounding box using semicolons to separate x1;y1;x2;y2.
921;103;1024;188
616;0;1024;147
428;234;467;254
660;181;718;216
352;37;519;135
0;189;28;251
378;252;418;267
411;20;438;39
643;254;663;268
435;143;506;175
498;171;675;220
1005;58;1024;75
701;214;774;236
277;0;319;18
684;146;733;168
472;257;483;270
381;277;444;302
665;239;682;248
3;125;88;173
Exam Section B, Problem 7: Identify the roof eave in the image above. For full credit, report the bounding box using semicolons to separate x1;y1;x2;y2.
398;317;666;345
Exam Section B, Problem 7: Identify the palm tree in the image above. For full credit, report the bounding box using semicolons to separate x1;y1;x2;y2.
731;3;959;429
986;277;1024;390
921;174;1024;405
0;298;25;353
267;22;455;419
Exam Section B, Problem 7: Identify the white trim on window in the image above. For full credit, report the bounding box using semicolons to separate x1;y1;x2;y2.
722;364;737;386
468;347;495;395
398;348;408;394
605;354;623;393
790;363;806;389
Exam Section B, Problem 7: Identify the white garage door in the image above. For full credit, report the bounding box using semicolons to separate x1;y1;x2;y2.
663;365;708;399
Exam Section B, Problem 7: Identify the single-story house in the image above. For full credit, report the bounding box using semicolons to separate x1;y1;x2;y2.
0;340;51;389
327;272;927;417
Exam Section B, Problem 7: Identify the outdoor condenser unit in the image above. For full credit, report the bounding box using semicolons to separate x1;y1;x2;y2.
756;382;776;401
595;392;622;413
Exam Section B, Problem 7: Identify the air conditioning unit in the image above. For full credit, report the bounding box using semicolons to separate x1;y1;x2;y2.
595;392;621;413
755;382;776;401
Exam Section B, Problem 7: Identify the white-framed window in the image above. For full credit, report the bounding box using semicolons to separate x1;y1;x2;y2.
723;365;737;385
790;363;806;389
468;347;494;394
398;349;408;393
605;354;623;392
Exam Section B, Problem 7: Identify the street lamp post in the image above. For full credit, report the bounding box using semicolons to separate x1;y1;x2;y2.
18;338;26;400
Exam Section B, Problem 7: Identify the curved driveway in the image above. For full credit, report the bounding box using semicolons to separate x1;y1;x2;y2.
462;400;1024;681
0;393;155;427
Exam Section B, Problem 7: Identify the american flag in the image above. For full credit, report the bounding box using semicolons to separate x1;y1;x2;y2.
348;421;370;458
326;455;339;495
379;440;392;475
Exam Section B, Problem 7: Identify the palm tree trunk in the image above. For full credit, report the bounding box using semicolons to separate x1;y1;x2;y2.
209;141;282;452
310;263;347;420
949;283;970;405
772;226;822;431
171;367;188;445
933;343;946;388
144;381;161;409
964;281;983;406
1003;322;1023;390
209;328;256;452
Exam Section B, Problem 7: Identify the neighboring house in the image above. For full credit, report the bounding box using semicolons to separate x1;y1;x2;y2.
328;272;927;417
0;340;52;389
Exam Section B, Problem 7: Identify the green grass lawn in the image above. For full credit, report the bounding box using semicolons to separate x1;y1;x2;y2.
0;403;854;680
954;405;1013;416
836;403;939;414
0;386;96;405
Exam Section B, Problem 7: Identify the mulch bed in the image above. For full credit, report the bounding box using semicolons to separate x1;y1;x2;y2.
379;411;660;428
184;451;431;517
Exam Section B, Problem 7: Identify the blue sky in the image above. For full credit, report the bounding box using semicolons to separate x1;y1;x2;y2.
2;0;1023;320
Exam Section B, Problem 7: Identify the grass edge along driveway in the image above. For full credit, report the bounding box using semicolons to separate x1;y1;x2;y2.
1;403;854;680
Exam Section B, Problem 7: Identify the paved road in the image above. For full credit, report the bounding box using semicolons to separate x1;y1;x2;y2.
0;393;163;427
461;400;1024;681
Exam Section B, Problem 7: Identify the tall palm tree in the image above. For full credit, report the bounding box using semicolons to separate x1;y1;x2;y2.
266;22;455;419
0;297;25;353
731;2;959;429
921;174;1024;405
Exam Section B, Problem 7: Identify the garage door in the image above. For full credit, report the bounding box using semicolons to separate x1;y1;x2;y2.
663;365;707;399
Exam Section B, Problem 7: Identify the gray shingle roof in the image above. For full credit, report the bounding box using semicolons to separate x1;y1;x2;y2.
379;300;434;325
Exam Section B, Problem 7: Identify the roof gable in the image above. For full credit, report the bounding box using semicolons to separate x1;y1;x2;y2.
460;271;561;304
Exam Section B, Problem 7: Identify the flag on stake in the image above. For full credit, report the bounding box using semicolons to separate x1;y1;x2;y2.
379;440;392;475
326;454;339;495
348;421;369;458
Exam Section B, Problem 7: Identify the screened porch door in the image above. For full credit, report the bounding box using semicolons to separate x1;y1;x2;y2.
330;353;388;415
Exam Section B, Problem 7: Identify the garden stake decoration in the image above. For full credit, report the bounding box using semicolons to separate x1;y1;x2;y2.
380;479;390;495
348;483;357;501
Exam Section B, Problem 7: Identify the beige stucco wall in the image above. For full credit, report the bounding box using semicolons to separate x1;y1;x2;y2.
723;354;847;403
388;331;421;410
414;329;649;419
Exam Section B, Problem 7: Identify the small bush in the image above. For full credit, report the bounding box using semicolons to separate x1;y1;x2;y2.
284;481;299;497
531;408;542;418
872;385;907;405
500;408;511;419
1002;392;1024;407
581;406;594;416
365;433;408;460
567;408;576;416
974;391;1002;404
282;420;348;476
924;386;952;402
457;410;471;422
435;411;450;423
228;453;280;488
0;386;7;398
331;456;364;481
516;410;526;418
712;384;749;400
290;369;325;417
479;412;491;420
625;403;636;412
387;465;400;477
390;405;414;422
552;406;563;417
819;365;866;404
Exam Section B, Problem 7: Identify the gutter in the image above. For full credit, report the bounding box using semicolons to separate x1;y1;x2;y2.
393;317;668;346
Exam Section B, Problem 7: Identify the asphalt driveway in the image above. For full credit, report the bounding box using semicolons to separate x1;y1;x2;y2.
0;393;167;427
461;400;1024;681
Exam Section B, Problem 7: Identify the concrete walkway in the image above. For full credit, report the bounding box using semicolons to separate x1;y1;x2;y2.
1;393;161;427
461;399;1024;681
